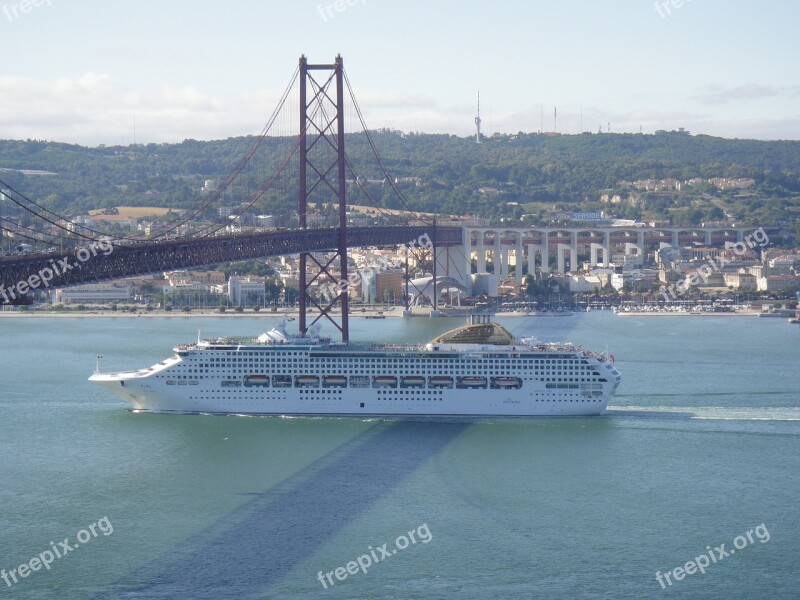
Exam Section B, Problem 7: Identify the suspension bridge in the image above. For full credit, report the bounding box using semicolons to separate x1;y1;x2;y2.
0;55;465;341
0;55;780;342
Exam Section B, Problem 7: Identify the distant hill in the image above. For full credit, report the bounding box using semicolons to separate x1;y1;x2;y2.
0;131;798;230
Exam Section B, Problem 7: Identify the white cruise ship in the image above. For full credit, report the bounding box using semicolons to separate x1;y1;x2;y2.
89;319;620;417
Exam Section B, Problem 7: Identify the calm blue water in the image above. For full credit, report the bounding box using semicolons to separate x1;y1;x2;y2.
0;312;797;599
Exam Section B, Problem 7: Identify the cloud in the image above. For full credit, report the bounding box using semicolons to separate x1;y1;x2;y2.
0;73;240;145
693;83;787;105
160;86;222;111
348;89;435;110
0;73;798;145
689;117;800;141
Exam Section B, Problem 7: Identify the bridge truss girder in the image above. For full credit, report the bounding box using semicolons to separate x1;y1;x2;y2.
0;226;462;304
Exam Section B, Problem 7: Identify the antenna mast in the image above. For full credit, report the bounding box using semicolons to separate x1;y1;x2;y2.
474;91;482;143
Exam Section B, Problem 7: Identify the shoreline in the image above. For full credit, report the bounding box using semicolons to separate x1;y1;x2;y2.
0;308;784;319
0;308;415;318
614;310;762;317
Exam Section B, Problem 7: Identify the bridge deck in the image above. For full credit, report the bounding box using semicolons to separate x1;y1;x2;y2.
0;226;463;300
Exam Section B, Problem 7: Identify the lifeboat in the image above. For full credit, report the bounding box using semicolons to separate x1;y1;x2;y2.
350;376;370;388
400;375;426;388
490;376;522;389
322;375;348;388
244;374;270;387
457;376;487;389
372;375;398;388
428;376;454;388
295;375;320;388
272;375;292;388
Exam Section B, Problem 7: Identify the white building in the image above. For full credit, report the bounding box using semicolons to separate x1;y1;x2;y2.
256;215;276;228
610;270;657;291
228;276;266;306
724;272;757;290
567;274;603;293
55;284;132;304
611;252;644;267
757;276;799;292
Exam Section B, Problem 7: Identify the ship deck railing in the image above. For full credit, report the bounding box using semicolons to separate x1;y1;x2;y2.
95;367;153;378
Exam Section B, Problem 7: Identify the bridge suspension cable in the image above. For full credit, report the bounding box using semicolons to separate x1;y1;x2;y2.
186;134;303;239
0;213;74;245
0;215;70;247
0;179;101;242
1;57;430;258
0;66;301;247
343;68;431;224
187;72;350;239
143;66;301;241
296;80;394;223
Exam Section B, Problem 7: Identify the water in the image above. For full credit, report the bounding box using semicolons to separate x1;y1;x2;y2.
0;313;797;599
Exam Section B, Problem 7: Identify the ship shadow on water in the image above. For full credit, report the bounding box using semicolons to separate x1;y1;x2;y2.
95;420;470;599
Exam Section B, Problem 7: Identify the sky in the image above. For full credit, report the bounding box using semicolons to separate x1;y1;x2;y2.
1;0;798;146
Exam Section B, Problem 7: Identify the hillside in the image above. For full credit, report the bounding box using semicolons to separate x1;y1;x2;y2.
1;131;799;231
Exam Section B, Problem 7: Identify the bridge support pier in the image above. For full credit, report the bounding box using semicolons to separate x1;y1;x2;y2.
476;232;486;273
514;236;524;283
590;243;609;267
557;244;577;274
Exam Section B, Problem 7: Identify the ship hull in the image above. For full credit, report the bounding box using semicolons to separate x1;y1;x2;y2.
89;376;611;416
